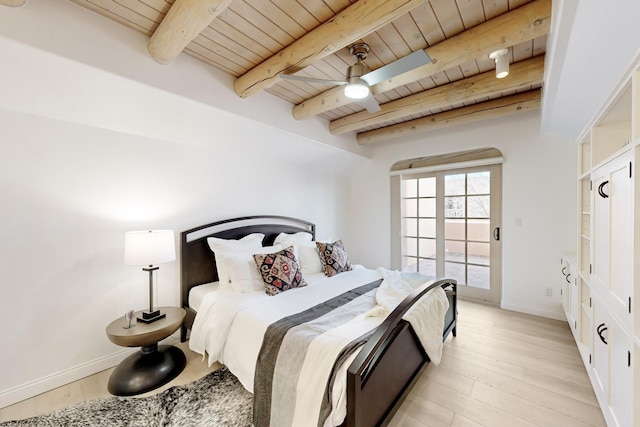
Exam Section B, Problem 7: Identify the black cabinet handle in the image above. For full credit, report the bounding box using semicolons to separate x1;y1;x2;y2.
597;181;609;198
597;323;608;345
562;266;567;276
493;227;500;241
565;274;571;284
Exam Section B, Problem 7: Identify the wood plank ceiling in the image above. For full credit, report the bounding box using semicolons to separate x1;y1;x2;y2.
59;0;550;144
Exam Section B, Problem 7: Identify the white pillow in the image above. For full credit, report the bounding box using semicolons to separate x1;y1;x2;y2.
207;233;265;287
221;245;282;293
274;232;323;275
296;243;324;274
274;232;312;246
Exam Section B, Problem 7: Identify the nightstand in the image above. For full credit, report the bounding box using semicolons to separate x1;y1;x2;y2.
106;306;186;396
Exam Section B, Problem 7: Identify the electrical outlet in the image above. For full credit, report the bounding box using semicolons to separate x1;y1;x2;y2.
544;286;553;297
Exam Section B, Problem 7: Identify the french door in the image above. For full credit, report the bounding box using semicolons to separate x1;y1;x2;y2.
399;164;502;303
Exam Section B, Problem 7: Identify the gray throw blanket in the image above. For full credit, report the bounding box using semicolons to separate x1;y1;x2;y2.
253;279;383;427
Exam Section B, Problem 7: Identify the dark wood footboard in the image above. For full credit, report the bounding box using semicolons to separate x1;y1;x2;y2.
346;279;457;427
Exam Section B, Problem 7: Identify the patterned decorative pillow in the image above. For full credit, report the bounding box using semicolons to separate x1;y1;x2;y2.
316;240;352;277
253;246;307;296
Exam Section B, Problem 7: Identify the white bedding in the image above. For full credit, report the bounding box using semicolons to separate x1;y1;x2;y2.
189;267;377;391
188;266;449;427
188;282;219;312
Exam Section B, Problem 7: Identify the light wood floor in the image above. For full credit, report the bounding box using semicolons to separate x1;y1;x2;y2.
0;300;606;426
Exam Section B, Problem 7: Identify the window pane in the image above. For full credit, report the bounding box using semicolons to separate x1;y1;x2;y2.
445;196;465;218
419;218;436;238
468;265;490;289
419;238;436;258
445;174;465;195
402;179;417;197
468;242;490;266
445;240;465;262
402;198;417;217
468;219;490;242
402;218;417;237
445;262;466;285
402;257;418;272
468;195;490;218
417;259;436;276
402;237;417;257
467;171;490;195
445;219;465;240
419;177;436;197
418;198;436;217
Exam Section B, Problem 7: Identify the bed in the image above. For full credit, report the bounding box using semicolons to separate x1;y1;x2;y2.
180;215;457;427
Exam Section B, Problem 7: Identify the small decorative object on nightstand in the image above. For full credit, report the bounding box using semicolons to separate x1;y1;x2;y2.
124;230;175;323
106;306;186;396
123;309;135;329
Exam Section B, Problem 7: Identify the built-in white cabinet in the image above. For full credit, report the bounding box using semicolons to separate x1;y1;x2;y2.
561;254;591;367
570;50;640;427
592;297;634;427
561;256;579;332
591;152;634;330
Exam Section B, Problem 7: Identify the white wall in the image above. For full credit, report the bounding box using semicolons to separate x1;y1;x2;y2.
348;111;576;320
0;3;368;408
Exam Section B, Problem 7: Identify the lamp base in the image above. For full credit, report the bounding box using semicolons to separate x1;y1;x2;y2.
137;310;166;324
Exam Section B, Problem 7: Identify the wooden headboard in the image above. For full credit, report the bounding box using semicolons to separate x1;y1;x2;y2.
180;215;315;313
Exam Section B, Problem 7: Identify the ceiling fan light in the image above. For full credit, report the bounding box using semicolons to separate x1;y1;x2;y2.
344;77;370;99
489;48;509;79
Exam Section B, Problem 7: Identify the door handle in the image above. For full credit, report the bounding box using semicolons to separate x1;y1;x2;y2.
597;181;609;198
597;323;608;345
493;227;500;241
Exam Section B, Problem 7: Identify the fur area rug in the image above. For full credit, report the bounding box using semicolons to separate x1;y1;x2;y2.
1;367;253;427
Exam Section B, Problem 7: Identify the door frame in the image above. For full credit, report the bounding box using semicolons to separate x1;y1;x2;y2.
391;161;502;305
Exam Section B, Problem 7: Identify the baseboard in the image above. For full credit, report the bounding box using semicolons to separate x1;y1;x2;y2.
500;302;566;321
0;331;181;409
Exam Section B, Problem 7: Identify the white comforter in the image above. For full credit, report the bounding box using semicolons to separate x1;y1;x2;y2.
189;266;449;427
189;267;382;391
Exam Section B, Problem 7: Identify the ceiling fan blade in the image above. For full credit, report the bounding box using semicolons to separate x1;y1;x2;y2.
361;50;432;86
279;73;347;86
359;93;381;113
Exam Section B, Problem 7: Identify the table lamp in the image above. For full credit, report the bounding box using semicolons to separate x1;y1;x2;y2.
124;230;175;323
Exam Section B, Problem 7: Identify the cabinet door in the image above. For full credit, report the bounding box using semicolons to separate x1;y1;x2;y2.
570;273;579;331
561;259;572;317
592;297;634;427
608;156;633;321
591;171;609;290
609;321;632;427
592;302;609;397
591;153;633;328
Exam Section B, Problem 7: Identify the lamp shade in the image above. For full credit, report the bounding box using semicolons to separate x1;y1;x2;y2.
124;230;176;266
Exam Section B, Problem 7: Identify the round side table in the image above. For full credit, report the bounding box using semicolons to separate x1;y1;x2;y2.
106;306;186;396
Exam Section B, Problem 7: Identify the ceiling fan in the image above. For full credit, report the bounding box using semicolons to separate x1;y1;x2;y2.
279;43;432;113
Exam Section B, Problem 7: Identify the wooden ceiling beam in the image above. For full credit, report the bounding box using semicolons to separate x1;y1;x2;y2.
329;55;544;135
357;90;541;145
293;0;550;120
232;0;426;99
147;0;234;65
0;0;26;6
